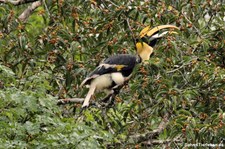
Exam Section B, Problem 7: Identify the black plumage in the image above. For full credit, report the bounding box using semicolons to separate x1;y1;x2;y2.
80;54;141;108
81;54;141;87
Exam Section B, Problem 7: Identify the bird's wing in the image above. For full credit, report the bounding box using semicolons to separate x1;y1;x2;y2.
80;54;137;87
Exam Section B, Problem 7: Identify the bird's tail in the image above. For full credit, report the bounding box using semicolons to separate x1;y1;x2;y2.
82;84;96;108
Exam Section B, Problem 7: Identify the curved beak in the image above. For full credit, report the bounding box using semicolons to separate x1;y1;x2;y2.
136;25;179;62
139;25;179;38
139;26;151;38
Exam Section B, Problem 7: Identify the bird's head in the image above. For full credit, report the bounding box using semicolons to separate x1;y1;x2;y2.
136;25;179;61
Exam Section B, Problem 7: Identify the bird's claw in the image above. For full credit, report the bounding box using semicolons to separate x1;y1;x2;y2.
80;105;89;114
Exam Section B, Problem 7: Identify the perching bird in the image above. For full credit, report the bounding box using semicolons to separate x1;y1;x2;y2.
80;25;179;108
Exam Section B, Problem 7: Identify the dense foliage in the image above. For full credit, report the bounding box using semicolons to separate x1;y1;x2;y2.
0;0;224;148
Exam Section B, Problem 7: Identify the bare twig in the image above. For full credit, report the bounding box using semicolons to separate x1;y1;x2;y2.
166;57;198;73
181;10;201;37
105;0;119;7
0;0;38;5
0;0;42;22
131;113;169;143
42;0;50;17
126;18;136;47
205;13;215;29
142;138;182;145
18;1;42;22
57;98;84;105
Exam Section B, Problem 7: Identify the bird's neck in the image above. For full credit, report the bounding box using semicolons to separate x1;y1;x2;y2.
138;50;151;61
135;55;142;63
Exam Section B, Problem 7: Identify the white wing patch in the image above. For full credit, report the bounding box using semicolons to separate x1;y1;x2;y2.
111;72;125;86
99;63;127;71
80;63;127;87
80;74;99;87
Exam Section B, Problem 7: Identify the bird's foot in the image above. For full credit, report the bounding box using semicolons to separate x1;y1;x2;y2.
100;95;115;108
80;102;101;113
80;102;89;113
79;106;87;114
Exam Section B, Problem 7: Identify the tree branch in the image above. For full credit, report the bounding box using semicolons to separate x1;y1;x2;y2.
57;98;84;105
126;18;136;47
18;1;42;22
181;10;201;37
142;138;182;146
131;113;169;143
57;83;125;106
0;0;38;5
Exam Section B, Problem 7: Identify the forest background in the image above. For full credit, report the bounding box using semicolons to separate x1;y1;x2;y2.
0;0;224;148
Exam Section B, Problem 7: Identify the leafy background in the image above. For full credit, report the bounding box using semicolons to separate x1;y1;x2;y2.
0;0;224;148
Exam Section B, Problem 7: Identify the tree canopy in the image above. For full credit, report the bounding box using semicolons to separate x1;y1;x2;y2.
0;0;224;148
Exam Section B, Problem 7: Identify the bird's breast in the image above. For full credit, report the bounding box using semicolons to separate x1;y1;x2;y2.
111;72;125;86
91;74;113;91
91;72;125;91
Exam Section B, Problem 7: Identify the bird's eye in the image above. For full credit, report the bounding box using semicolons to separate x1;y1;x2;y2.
135;38;140;43
141;37;148;43
135;37;147;44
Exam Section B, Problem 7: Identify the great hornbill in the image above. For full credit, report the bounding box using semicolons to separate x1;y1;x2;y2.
80;25;179;108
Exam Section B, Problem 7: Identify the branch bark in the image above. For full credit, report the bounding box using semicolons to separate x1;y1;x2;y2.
0;0;42;22
131;113;170;143
126;18;136;47
142;138;182;146
18;1;42;22
57;98;84;105
57;83;125;106
0;0;38;5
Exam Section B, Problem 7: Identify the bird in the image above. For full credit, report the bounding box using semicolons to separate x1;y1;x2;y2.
80;25;179;108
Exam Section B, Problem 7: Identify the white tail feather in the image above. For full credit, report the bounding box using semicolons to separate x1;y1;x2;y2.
80;78;89;87
82;84;96;108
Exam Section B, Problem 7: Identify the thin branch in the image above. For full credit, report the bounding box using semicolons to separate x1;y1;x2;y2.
181;10;201;37
105;0;119;7
57;98;84;105
166;57;198;73
0;0;38;5
57;90;118;107
42;0;50;17
205;13;215;29
18;1;42;22
131;113;169;143
126;18;136;47
58;82;126;106
142;138;182;146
